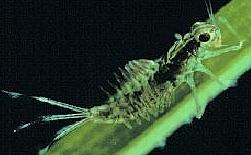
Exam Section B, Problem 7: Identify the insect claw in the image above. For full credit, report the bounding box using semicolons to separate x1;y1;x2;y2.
192;92;204;119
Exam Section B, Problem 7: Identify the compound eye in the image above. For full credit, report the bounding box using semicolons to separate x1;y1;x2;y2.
198;33;210;42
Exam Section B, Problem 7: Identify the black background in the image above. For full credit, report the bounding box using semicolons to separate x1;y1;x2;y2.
1;0;250;154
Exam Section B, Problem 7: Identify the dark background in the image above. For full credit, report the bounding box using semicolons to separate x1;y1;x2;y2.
1;0;250;154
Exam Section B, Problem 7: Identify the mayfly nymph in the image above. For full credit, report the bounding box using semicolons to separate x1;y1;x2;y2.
3;0;244;152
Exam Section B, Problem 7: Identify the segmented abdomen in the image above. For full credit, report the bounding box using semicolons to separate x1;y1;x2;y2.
90;59;174;128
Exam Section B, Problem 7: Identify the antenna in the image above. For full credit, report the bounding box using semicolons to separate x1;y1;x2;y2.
204;0;217;25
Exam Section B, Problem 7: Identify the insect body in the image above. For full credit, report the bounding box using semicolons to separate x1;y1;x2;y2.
3;0;244;152
153;20;225;117
154;34;200;84
104;19;225;127
73;59;174;128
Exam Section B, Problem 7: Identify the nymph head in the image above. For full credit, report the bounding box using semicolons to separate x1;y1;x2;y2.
191;22;221;48
191;0;222;48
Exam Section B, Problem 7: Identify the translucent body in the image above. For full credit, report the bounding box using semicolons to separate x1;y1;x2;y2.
3;0;245;154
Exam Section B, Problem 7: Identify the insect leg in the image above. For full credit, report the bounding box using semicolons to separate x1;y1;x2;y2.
194;62;228;88
200;40;244;60
185;72;204;118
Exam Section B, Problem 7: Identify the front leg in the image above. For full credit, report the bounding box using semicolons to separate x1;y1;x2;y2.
200;40;244;60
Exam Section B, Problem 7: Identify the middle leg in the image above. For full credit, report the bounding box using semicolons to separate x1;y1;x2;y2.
185;72;205;118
